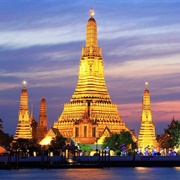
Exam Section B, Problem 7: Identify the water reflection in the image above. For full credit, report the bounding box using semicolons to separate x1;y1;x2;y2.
0;168;180;180
174;167;180;171
58;168;118;180
135;167;152;171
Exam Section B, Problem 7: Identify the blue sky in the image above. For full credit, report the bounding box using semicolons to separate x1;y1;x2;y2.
0;0;180;136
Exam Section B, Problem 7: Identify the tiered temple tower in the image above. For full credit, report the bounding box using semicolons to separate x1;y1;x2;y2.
37;97;48;142
138;82;157;149
53;9;133;144
14;81;32;140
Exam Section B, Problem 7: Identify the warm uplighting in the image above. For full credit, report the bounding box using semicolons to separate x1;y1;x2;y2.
39;136;52;145
138;83;157;150
14;80;32;140
52;8;137;144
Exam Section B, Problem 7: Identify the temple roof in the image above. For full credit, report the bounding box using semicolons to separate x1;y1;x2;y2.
0;146;7;154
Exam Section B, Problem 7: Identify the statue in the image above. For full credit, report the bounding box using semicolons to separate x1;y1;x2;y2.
144;145;149;156
137;147;143;156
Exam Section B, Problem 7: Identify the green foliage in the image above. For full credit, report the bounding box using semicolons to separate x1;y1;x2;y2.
0;119;3;130
13;138;38;149
50;135;67;150
102;130;135;151
12;138;40;156
78;143;92;153
114;150;121;156
13;138;29;149
0;118;13;147
165;120;180;148
0;130;13;147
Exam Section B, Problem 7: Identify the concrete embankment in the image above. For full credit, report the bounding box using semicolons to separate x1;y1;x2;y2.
0;156;180;169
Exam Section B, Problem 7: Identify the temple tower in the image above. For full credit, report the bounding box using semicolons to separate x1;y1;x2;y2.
37;97;48;142
14;81;32;140
138;82;157;149
72;8;110;102
53;9;134;144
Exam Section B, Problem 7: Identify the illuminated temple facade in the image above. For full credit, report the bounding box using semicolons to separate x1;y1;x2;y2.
14;81;32;140
14;82;48;142
138;83;157;149
53;9;134;144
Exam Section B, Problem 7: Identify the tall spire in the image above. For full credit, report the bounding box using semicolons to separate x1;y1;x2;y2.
37;97;48;142
73;8;109;101
53;9;135;144
86;8;98;48
39;97;47;127
19;81;29;116
142;82;151;122
14;81;32;140
138;83;157;149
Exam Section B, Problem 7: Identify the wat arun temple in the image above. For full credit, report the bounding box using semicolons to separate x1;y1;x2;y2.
52;9;133;144
14;9;157;149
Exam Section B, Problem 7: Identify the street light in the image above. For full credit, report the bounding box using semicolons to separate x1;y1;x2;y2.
96;139;98;153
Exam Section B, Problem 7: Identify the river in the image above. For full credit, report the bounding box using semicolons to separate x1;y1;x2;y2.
0;167;180;180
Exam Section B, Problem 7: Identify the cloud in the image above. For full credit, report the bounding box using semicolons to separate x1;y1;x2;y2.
1;0;180;135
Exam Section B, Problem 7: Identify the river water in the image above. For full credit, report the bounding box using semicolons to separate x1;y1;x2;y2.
0;167;180;180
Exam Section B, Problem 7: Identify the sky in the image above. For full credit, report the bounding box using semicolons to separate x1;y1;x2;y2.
0;0;180;136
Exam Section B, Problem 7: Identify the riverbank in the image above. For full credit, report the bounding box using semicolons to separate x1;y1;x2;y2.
0;155;180;169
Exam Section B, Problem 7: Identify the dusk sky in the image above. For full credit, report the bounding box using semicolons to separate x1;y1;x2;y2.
0;0;180;136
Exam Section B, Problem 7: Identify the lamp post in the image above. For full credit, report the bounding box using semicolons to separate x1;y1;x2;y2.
96;139;98;153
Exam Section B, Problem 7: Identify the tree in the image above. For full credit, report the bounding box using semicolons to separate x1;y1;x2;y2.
50;135;67;151
12;138;29;150
102;133;120;151
78;143;92;155
12;138;42;156
0;119;3;130
165;120;180;148
0;130;13;147
0;119;13;147
102;130;136;151
27;138;40;155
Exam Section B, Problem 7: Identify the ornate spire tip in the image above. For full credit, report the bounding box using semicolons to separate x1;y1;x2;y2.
145;82;148;89
23;80;27;88
90;8;95;17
